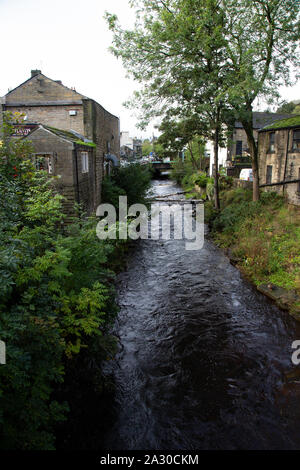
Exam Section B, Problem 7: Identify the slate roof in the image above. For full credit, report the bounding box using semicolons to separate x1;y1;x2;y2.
24;124;96;147
235;112;295;130
259;115;300;131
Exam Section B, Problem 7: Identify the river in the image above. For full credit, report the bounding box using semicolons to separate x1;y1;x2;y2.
103;178;300;450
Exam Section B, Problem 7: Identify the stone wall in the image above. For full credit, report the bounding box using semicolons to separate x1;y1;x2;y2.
74;144;96;215
232;178;253;190
258;128;300;206
83;98;120;208
228;128;259;161
5;104;84;135
5;73;84;104
25;127;96;216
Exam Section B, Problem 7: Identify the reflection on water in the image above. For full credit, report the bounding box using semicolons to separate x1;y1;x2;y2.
104;179;300;450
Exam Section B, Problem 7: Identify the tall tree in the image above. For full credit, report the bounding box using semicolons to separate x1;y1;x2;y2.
106;0;299;202
106;0;231;210
223;0;299;200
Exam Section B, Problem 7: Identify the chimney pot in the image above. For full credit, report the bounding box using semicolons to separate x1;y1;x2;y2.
31;69;41;77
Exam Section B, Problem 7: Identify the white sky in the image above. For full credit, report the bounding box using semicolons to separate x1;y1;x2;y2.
0;0;299;139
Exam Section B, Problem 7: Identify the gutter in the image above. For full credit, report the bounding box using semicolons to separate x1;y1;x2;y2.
283;129;290;195
73;147;80;205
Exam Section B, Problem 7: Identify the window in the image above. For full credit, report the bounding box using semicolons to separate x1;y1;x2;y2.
81;152;89;173
34;155;53;174
269;132;275;152
292;129;300;151
266;165;272;184
235;140;242;156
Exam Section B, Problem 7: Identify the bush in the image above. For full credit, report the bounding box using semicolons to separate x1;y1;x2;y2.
170;159;195;184
102;163;152;210
0;114;121;449
208;186;300;300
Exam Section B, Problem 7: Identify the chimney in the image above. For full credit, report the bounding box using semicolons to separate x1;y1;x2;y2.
55;80;62;85
31;69;41;78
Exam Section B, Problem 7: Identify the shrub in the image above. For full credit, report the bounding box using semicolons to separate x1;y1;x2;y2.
208;186;299;299
0;114;121;449
102;163;152;210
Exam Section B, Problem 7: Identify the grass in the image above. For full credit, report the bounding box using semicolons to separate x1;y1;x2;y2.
205;188;300;309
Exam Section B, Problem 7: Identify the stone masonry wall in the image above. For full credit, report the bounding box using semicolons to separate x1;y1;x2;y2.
5;104;84;135
258;128;300;206
229;128;259;160
5;73;84;104
27;128;97;215
83;99;120;209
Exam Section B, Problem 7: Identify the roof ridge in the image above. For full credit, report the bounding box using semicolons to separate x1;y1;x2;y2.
4;72;87;99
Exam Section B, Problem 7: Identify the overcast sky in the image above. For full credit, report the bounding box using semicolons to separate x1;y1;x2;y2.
0;0;299;139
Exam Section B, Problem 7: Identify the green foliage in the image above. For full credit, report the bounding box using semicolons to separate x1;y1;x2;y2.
0;114;121;449
172;162;214;200
191;172;212;189
142;139;152;156
276;100;300;114
207;186;300;303
105;0;300;202
263;114;300;130
102;163;152;210
75;140;96;148
170;159;192;184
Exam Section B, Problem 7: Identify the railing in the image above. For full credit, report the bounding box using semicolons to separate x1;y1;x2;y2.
259;179;300;188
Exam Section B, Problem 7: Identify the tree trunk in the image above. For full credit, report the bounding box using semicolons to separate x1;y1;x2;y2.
241;109;260;202
213;109;221;211
213;128;220;211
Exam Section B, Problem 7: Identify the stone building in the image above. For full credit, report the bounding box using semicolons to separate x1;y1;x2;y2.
120;131;142;159
1;70;120;214
23;124;96;215
228;112;294;161
207;112;293;176
258;115;300;206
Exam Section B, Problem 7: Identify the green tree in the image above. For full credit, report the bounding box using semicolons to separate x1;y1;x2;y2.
142;139;152;156
105;0;299;202
0;113;119;449
106;0;232;209
276;100;300;114
222;0;299;200
158;117;207;169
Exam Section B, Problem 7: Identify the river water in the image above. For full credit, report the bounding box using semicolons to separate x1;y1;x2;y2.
104;179;300;450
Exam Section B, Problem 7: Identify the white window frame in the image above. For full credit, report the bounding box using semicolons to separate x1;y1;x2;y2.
81;152;89;173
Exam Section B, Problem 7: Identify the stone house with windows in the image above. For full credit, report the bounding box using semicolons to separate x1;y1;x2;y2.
208;112;292;176
228;112;293;162
258;115;300;206
120;131;142;160
0;70;120;215
22;124;97;215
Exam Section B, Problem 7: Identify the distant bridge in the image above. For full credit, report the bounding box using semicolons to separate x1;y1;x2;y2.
149;160;174;175
124;159;174;175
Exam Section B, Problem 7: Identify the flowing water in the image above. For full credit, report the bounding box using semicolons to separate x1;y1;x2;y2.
103;179;300;450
